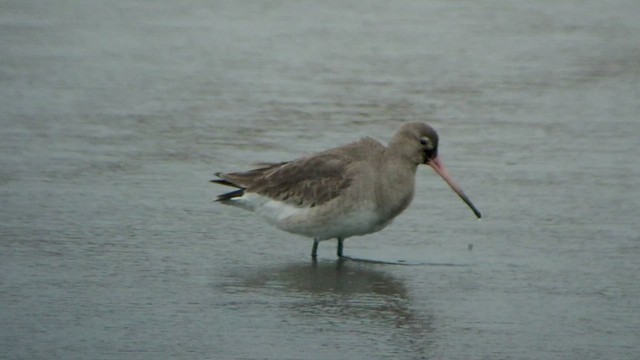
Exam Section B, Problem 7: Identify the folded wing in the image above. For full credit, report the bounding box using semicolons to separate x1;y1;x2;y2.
212;137;384;207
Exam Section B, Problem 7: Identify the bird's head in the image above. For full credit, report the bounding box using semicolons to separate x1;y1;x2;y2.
394;122;481;219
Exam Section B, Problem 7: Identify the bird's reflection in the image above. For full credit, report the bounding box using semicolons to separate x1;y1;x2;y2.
244;258;407;296
230;258;434;354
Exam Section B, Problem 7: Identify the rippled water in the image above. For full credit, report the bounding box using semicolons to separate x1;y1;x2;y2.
1;1;639;359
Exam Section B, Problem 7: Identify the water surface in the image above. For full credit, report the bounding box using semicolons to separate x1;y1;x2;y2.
1;1;639;359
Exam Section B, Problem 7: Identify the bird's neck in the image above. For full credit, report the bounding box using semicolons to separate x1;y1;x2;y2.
376;149;418;219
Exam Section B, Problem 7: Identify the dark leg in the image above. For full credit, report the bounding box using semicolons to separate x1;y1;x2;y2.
311;238;319;258
337;238;344;257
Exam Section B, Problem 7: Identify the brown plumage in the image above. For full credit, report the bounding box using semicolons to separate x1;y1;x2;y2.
214;137;384;207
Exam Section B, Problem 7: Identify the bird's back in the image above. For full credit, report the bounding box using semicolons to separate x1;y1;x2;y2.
216;137;385;208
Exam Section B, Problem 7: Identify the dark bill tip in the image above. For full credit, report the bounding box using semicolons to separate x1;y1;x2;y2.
427;156;481;219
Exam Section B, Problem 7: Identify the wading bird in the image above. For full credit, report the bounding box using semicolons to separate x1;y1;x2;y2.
212;122;481;258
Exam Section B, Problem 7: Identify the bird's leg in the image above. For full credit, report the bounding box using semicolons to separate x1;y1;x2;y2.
337;238;344;257
311;238;319;259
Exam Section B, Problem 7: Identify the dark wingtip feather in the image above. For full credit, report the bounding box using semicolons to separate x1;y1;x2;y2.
211;178;240;187
211;172;243;189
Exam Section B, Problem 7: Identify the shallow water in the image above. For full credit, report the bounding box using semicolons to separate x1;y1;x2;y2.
1;0;639;359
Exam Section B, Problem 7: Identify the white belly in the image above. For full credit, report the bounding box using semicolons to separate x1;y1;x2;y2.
225;193;388;240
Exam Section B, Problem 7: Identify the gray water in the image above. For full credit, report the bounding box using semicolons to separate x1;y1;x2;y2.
1;1;639;359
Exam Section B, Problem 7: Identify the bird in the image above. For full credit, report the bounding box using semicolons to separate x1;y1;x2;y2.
212;122;481;258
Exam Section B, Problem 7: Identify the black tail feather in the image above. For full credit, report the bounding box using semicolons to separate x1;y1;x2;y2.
216;189;245;202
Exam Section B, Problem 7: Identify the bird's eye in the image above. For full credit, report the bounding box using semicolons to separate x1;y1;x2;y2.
420;138;429;145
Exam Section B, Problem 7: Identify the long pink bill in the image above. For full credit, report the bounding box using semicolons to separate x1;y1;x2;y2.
427;156;482;219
